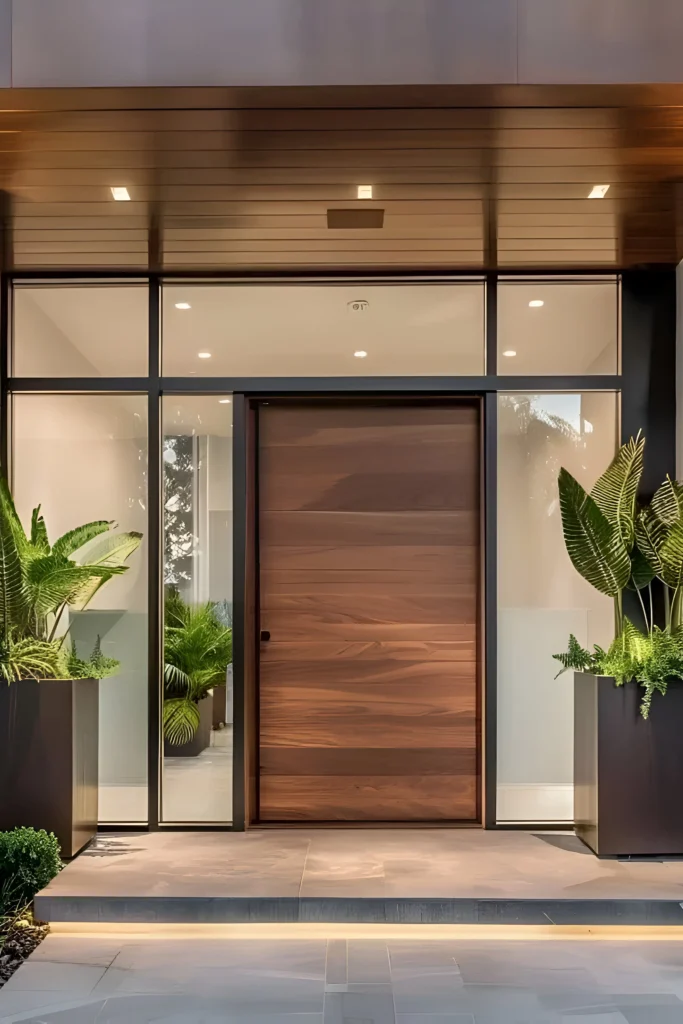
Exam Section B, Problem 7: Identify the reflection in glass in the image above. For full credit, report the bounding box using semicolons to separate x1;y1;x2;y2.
162;397;233;823
497;280;619;375
162;282;485;376
12;395;149;823
13;285;148;377
496;392;618;823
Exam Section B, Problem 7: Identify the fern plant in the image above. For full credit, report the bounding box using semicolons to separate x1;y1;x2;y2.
65;636;119;681
0;475;142;683
555;434;683;716
163;589;233;747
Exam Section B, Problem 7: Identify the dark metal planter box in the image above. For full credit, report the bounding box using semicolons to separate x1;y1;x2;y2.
163;692;213;758
0;678;98;859
574;672;683;857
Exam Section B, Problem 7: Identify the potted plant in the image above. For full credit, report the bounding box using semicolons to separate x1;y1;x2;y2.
163;589;232;757
0;477;142;857
554;434;683;856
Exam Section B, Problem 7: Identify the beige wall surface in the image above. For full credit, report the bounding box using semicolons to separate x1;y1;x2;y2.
0;0;681;90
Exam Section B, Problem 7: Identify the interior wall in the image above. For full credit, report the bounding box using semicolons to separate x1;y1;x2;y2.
497;280;619;376
13;285;148;377
496;392;618;823
161;283;486;377
13;290;101;376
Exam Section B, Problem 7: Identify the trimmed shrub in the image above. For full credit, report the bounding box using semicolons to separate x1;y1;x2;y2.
0;828;62;914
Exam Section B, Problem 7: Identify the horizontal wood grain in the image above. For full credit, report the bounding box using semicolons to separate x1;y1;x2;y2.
260;747;477;776
260;584;476;641
259;775;478;822
258;401;480;823
259;714;477;750
4;93;683;268
256;640;477;662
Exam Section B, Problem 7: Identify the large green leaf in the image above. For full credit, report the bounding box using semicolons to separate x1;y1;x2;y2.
558;468;631;597
163;697;201;746
627;546;655;591
650;476;683;527
659;520;683;591
164;662;191;695
590;434;644;551
52;520;112;559
26;556;126;616
0;493;28;633
635;505;668;578
0;477;27;557
74;530;142;568
69;531;142;610
30;506;50;554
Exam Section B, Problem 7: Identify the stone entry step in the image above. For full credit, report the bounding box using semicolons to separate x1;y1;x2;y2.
34;830;683;927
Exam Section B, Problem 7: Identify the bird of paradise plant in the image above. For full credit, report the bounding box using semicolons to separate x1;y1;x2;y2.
554;433;683;716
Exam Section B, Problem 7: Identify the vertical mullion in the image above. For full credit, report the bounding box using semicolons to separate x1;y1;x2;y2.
232;393;247;830
0;273;9;476
147;275;161;829
485;272;498;378
484;390;498;828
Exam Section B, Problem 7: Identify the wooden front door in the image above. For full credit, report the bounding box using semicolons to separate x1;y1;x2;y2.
257;401;480;823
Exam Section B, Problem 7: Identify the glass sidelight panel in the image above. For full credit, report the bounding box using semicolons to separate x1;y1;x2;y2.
13;283;148;377
496;392;618;823
12;394;149;823
162;396;233;823
162;282;485;376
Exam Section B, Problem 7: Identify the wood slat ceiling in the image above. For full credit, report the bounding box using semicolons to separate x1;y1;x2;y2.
0;86;682;271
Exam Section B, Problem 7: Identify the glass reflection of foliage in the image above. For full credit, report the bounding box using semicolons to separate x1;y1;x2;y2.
163;435;194;587
499;395;581;510
163;589;232;746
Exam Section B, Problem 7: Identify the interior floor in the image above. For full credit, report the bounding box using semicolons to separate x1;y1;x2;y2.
99;726;233;825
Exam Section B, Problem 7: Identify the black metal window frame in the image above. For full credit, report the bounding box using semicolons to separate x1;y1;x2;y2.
2;267;673;833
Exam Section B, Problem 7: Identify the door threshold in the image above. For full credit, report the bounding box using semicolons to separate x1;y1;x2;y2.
250;821;484;829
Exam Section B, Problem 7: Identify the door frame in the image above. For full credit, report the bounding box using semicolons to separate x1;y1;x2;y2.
234;392;488;829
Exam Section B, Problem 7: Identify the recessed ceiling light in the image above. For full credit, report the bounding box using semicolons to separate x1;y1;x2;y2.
354;350;368;358
357;185;373;200
175;302;191;310
198;352;212;359
219;398;231;404
503;350;517;358
588;184;610;199
110;186;131;201
529;300;544;308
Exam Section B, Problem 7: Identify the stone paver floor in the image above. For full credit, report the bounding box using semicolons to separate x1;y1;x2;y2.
3;930;683;1022
38;830;683;902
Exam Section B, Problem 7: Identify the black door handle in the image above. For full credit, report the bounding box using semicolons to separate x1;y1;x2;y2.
260;630;271;642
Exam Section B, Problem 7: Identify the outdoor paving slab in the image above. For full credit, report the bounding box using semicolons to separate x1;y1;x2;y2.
4;936;683;1024
32;829;683;926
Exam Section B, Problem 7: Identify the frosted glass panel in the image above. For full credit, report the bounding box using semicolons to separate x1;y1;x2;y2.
496;392;618;823
162;282;485;376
